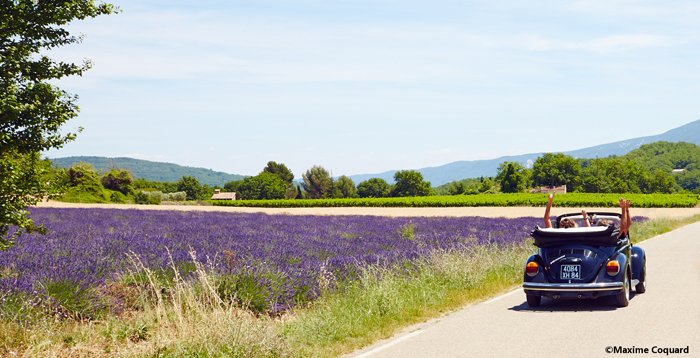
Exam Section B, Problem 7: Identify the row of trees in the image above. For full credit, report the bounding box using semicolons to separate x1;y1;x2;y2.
486;153;677;195
220;162;434;200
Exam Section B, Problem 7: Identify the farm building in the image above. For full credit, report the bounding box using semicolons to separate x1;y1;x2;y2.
530;185;567;194
211;189;236;200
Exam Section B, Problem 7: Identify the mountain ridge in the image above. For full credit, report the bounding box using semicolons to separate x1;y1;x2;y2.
49;156;246;187
348;119;700;186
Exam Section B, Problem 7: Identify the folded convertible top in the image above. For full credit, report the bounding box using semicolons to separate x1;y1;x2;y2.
530;225;622;247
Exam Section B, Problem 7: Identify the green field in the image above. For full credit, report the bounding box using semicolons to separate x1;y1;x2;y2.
210;193;700;208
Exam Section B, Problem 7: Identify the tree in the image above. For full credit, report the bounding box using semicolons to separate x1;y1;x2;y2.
224;180;244;193
262;161;294;184
301;165;332;199
237;172;287;200
332;175;357;198
390;170;432;197
176;176;203;200
479;178;494;193
532;153;582;192
100;169;133;195
357;178;391;198
496;161;527;193
0;1;119;250
641;169;676;194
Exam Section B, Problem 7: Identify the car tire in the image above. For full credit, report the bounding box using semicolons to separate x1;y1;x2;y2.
616;270;630;307
526;294;541;307
635;256;646;294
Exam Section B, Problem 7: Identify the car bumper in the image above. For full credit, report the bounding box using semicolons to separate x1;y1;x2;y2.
523;282;623;292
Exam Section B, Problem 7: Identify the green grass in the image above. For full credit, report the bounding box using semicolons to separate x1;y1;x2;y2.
2;215;700;357
209;193;700;208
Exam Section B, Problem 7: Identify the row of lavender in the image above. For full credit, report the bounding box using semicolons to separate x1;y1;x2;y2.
1;208;539;315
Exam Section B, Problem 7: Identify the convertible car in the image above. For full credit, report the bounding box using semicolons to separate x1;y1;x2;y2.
522;213;646;307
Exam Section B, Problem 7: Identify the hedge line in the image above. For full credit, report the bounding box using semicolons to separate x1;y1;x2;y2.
209;193;700;208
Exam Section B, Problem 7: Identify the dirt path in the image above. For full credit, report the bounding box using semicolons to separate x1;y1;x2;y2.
34;201;700;219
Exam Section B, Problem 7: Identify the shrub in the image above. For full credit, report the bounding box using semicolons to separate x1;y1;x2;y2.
162;191;187;201
110;191;127;204
134;191;161;205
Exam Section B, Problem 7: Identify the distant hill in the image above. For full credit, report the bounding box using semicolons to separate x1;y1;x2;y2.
49;156;246;186
348;119;700;186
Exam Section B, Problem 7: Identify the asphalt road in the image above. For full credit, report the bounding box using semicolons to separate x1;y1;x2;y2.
346;222;700;358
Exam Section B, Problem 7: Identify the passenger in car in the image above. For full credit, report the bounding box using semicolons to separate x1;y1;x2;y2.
543;193;632;235
543;193;591;228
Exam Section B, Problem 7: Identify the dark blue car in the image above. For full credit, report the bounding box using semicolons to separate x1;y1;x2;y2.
522;213;646;307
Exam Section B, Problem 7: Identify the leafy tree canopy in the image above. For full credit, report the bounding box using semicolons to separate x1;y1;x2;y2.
302;165;332;199
496;161;528;193
332;175;358;199
357;178;391;198
100;169;133;195
532;153;582;192
390;170;432;197
237;172;287;200
0;0;118;250
176;175;203;201
262;161;294;184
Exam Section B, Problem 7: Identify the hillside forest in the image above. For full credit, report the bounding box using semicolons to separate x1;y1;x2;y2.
48;141;700;204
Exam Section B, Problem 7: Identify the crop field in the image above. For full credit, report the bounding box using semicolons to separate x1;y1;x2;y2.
1;208;540;318
209;193;700;208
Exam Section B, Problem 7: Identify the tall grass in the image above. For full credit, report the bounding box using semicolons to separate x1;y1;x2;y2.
1;215;699;357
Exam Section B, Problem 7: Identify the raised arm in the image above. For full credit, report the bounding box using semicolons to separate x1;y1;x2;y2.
544;193;554;228
582;209;591;227
618;198;631;237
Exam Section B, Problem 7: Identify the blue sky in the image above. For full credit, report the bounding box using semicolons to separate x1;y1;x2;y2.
46;0;700;178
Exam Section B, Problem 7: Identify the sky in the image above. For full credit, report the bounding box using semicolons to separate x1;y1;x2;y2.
45;0;700;178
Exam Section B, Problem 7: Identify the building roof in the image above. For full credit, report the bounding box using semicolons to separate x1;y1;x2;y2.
211;192;236;200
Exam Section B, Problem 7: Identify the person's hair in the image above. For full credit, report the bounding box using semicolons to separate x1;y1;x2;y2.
596;219;613;227
559;218;577;228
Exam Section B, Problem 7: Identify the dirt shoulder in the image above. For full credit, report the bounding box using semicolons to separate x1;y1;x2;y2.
33;201;700;219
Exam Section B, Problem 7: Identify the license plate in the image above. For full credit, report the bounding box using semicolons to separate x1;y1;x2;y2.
561;265;581;279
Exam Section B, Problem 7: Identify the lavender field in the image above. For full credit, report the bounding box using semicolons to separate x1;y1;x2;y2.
0;208;542;318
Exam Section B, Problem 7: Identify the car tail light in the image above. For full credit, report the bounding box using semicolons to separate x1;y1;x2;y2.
526;262;539;277
606;261;620;276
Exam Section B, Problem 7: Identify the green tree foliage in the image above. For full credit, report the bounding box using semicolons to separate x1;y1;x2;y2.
640;169;676;194
624;141;700;172
260;161;297;199
224;180;243;193
496;161;528;193
262;161;294;184
0;0;118;250
532;153;582;192
390;170;432;197
479;178;494;193
58;162;111;203
580;157;645;193
176;175;203;201
133;178;177;193
295;184;305;199
332;175;358;198
237;172;287;200
100;169;133;195
302;165;333;199
357;178;391;198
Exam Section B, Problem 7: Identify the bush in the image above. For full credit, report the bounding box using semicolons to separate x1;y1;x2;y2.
162;191;187;201
134;191;161;205
110;191;127;204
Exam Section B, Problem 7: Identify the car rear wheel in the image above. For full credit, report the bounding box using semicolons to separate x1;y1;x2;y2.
616;270;630;307
635;257;646;293
526;294;541;307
